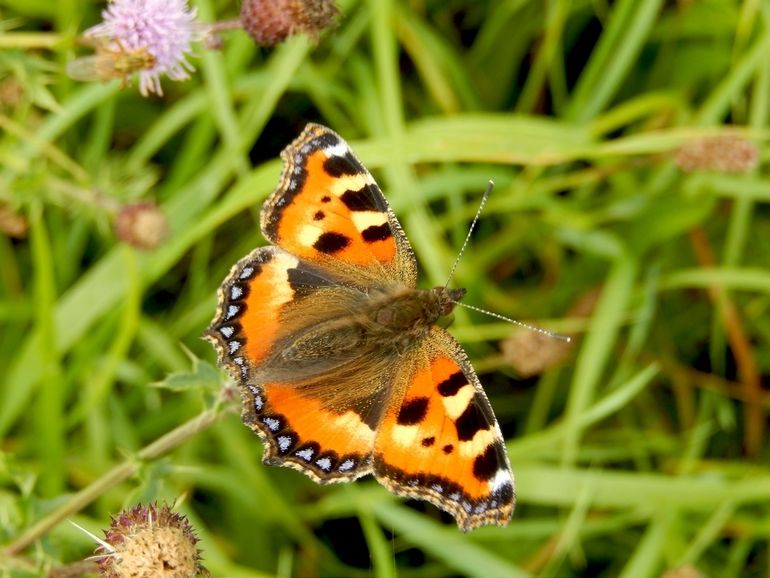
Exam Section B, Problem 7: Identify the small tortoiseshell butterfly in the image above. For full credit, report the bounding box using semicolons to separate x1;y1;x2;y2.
206;124;514;530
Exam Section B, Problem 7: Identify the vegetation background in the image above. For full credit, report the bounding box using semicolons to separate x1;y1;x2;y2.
1;0;769;576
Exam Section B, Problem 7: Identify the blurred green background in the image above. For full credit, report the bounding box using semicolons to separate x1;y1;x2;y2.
1;0;769;576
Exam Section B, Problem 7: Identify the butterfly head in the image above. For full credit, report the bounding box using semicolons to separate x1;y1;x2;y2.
436;286;466;317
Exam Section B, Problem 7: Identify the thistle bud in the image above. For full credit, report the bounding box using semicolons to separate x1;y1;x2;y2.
96;503;206;578
240;0;339;46
661;566;704;578
115;202;169;250
502;330;572;377
0;205;28;239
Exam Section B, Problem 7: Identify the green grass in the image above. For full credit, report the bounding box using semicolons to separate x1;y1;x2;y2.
1;0;769;576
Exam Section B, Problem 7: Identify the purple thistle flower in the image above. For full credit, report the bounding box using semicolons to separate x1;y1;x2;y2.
86;0;198;96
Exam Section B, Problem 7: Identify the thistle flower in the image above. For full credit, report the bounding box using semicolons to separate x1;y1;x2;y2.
96;503;206;578
240;0;339;46
84;0;198;96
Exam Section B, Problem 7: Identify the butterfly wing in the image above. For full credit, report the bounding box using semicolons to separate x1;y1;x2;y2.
208;124;514;521
261;123;417;288
208;123;420;482
372;327;515;530
206;245;388;481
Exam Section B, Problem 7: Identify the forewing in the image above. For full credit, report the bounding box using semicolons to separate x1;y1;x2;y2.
261;123;417;288
206;245;389;482
205;246;338;376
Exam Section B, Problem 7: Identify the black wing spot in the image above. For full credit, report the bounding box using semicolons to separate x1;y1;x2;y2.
321;195;332;203
313;132;339;150
472;443;501;481
361;223;392;243
313;232;350;254
324;152;360;177
340;185;380;212
397;397;429;425
421;436;435;447
455;396;491;441
437;371;466;397
442;444;454;454
313;210;325;221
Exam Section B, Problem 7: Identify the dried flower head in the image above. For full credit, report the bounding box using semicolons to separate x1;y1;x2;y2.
502;329;572;378
502;289;598;376
0;205;28;239
675;135;759;173
96;503;206;578
85;0;198;96
0;77;24;110
115;202;169;250
240;0;339;46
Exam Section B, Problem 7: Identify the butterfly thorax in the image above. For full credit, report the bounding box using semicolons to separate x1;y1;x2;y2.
336;285;461;354
368;286;466;334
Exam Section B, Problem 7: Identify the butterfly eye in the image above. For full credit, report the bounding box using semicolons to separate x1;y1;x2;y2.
448;288;467;302
437;287;465;316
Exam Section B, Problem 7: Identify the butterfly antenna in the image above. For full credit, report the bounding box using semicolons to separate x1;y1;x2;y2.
444;180;494;290
444;180;571;343
453;301;572;342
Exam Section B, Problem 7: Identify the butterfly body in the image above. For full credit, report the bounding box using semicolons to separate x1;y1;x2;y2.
206;124;514;530
285;285;464;359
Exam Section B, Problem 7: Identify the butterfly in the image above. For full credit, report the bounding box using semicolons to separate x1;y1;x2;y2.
205;123;514;530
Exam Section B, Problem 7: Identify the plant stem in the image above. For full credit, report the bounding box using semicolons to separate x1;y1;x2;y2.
2;401;232;556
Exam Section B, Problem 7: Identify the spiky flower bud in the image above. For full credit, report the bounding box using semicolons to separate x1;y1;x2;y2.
115;202;169;250
240;0;339;46
0;205;28;239
96;503;206;578
661;566;704;578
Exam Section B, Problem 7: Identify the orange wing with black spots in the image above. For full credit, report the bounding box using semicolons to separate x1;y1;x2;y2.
260;123;417;288
205;244;383;481
373;327;515;530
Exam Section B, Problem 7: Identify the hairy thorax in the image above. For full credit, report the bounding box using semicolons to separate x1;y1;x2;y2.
277;285;466;368
366;286;465;340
